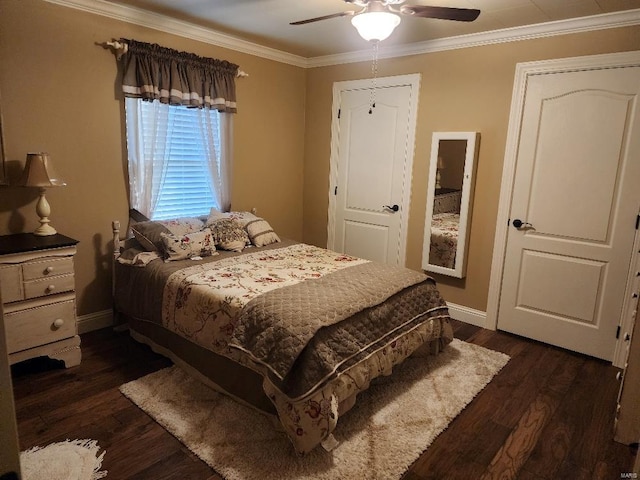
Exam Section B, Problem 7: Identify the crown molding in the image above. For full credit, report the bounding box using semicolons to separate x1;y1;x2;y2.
307;8;640;67
44;0;640;69
43;0;308;67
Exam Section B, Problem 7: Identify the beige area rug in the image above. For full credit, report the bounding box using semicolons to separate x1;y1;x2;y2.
120;338;509;480
20;439;107;480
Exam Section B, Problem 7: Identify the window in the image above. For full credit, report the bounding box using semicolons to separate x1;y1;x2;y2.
125;98;231;220
142;102;221;220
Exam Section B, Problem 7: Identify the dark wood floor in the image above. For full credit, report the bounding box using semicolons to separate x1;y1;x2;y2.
10;320;637;479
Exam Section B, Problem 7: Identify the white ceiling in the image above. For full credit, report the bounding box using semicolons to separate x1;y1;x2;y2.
98;0;640;58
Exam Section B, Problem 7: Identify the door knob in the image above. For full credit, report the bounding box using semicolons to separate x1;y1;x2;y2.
512;219;533;229
383;204;399;212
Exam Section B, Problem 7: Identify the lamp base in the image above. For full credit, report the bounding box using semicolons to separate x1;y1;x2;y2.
33;223;57;236
33;188;57;236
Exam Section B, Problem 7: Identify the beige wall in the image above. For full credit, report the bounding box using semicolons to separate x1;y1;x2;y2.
0;0;306;316
302;26;640;311
1;1;638;319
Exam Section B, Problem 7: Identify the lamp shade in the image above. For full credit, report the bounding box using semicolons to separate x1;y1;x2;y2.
18;153;66;188
351;11;401;41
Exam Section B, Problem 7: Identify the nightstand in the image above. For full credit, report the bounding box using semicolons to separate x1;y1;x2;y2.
0;233;81;367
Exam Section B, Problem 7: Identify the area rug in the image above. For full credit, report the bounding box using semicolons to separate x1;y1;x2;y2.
20;439;107;480
120;338;509;480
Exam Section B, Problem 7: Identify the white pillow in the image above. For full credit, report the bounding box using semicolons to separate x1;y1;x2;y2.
206;207;231;224
160;228;217;261
245;218;280;247
131;217;204;252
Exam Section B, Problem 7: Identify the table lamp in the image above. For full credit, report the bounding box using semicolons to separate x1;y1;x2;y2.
18;152;66;236
435;156;445;190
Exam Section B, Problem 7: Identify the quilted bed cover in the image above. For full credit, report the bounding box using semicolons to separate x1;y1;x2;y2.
116;241;453;454
428;212;460;269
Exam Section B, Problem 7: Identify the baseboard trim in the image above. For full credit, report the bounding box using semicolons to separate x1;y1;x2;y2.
446;302;487;329
77;309;114;335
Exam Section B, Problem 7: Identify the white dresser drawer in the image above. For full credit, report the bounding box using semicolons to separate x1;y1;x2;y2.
0;264;23;303
0;234;80;368
4;300;76;353
23;274;75;300
22;256;74;280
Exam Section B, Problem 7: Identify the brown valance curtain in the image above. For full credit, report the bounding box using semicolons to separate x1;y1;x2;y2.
120;39;238;113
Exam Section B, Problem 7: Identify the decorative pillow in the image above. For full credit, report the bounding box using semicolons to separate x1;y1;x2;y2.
117;247;161;267
206;208;230;225
126;208;151;239
208;218;250;252
205;209;259;228
129;208;150;223
227;211;259;226
160;228;216;262
131;217;204;252
245;218;280;247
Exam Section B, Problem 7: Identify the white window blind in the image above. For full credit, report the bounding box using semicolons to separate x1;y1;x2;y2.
138;102;222;220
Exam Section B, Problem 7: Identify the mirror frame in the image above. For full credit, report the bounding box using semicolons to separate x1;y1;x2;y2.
422;131;479;278
0;85;6;186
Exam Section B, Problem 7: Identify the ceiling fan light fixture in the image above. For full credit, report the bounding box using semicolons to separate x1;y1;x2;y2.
351;11;401;41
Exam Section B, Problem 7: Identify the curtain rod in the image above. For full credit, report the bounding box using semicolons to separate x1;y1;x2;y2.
100;40;249;78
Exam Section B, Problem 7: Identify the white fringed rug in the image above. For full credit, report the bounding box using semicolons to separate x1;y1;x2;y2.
20;439;107;480
120;338;509;480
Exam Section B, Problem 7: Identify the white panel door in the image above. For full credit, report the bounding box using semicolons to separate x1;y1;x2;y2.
498;66;640;360
329;78;418;265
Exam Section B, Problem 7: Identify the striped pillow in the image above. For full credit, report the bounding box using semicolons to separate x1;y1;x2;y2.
245;218;280;247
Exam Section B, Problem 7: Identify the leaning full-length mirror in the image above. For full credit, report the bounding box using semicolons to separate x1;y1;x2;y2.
422;132;479;278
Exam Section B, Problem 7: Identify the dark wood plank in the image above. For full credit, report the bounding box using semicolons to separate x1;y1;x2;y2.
131;450;218;480
11;320;637;479
481;393;558;479
450;320;480;341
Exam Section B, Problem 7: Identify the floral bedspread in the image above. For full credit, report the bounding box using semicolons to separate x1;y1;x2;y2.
159;243;453;454
264;315;451;455
428;212;460;269
162;244;368;350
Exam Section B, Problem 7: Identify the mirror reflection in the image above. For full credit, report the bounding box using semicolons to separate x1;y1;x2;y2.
429;140;466;269
422;132;479;278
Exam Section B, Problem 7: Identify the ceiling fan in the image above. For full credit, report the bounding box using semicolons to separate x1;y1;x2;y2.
290;0;481;41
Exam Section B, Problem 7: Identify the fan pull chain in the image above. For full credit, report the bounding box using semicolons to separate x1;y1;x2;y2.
369;40;379;115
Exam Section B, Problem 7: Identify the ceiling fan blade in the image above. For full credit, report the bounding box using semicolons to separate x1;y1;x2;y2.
400;5;480;22
290;10;355;26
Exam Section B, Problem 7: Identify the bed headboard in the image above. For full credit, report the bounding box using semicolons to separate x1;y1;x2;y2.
112;220;124;260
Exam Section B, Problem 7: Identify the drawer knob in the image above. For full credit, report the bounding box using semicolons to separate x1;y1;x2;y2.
53;318;64;329
45;266;54;274
46;284;56;293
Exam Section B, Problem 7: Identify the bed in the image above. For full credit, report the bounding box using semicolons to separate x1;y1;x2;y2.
111;210;453;455
428;212;460;269
428;190;462;269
